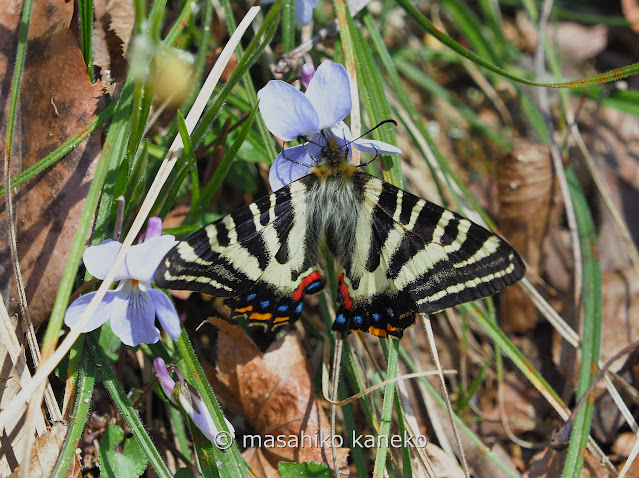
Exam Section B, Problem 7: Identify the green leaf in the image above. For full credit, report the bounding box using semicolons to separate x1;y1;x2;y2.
278;461;334;478
99;425;149;478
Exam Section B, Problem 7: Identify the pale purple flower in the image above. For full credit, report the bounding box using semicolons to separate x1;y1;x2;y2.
262;0;318;26
300;61;315;89
154;358;235;448
257;60;402;191
64;217;180;347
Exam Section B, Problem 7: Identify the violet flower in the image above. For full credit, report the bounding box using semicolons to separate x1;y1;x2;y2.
64;217;180;347
257;60;402;191
262;0;319;26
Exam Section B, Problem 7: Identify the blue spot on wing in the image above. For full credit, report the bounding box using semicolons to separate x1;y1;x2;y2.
335;313;346;324
260;300;270;309
354;315;363;325
295;302;303;314
372;313;381;322
277;304;289;312
306;281;322;292
386;308;394;317
247;294;256;301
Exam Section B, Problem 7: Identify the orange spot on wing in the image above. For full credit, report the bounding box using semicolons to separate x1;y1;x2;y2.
235;306;253;313
249;312;272;321
273;316;291;324
367;326;387;338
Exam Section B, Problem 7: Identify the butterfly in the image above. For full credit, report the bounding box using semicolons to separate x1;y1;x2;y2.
154;132;525;338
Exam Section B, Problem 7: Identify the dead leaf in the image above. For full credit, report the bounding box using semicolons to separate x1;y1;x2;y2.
0;295;46;476
205;318;350;477
425;443;466;478
7;422;79;478
496;139;554;333
527;447;615;478
0;0;103;328
93;0;135;87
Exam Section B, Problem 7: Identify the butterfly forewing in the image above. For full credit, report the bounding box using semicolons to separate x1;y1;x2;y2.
155;180;326;331
330;173;525;338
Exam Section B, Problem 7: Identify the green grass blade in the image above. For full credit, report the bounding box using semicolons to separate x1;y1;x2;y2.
176;109;200;213
194;104;258;220
51;339;95;478
78;0;94;81
282;0;295;53
5;0;33;156
87;332;173;478
373;338;400;477
561;169;602;477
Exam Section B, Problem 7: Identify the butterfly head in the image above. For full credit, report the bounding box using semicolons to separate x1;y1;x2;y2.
310;129;358;181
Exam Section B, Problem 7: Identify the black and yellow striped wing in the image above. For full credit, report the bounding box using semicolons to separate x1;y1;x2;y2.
331;173;525;338
154;180;325;332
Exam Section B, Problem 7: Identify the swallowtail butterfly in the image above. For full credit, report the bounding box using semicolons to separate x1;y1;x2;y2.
155;133;525;338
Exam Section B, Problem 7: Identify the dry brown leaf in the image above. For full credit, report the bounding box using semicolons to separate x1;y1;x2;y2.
93;0;134;87
496;139;553;333
527;447;615;478
7;422;79;478
600;267;639;370
472;378;541;440
425;443;466;478
0;0;103;328
0;295;46;476
205;318;350;476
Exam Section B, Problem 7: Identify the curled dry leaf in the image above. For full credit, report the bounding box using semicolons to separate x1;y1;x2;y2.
204;318;350;477
93;0;135;88
496;139;553;333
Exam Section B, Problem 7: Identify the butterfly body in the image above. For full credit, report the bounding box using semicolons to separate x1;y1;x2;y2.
155;137;525;338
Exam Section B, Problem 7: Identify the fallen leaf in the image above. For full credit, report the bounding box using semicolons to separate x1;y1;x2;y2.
527;447;615;478
0;0;103;328
93;0;135;87
8;422;78;478
0;295;47;476
205;318;350;477
496;139;554;333
425;443;466;478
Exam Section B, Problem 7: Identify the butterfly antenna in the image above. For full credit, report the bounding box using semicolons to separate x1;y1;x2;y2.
345;119;397;148
340;119;396;168
281;147;318;167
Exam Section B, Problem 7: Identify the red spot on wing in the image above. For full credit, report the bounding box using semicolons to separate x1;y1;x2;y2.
293;271;323;301
338;273;353;310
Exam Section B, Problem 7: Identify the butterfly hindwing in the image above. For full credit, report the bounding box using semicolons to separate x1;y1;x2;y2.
155;180;326;332
331;173;525;338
